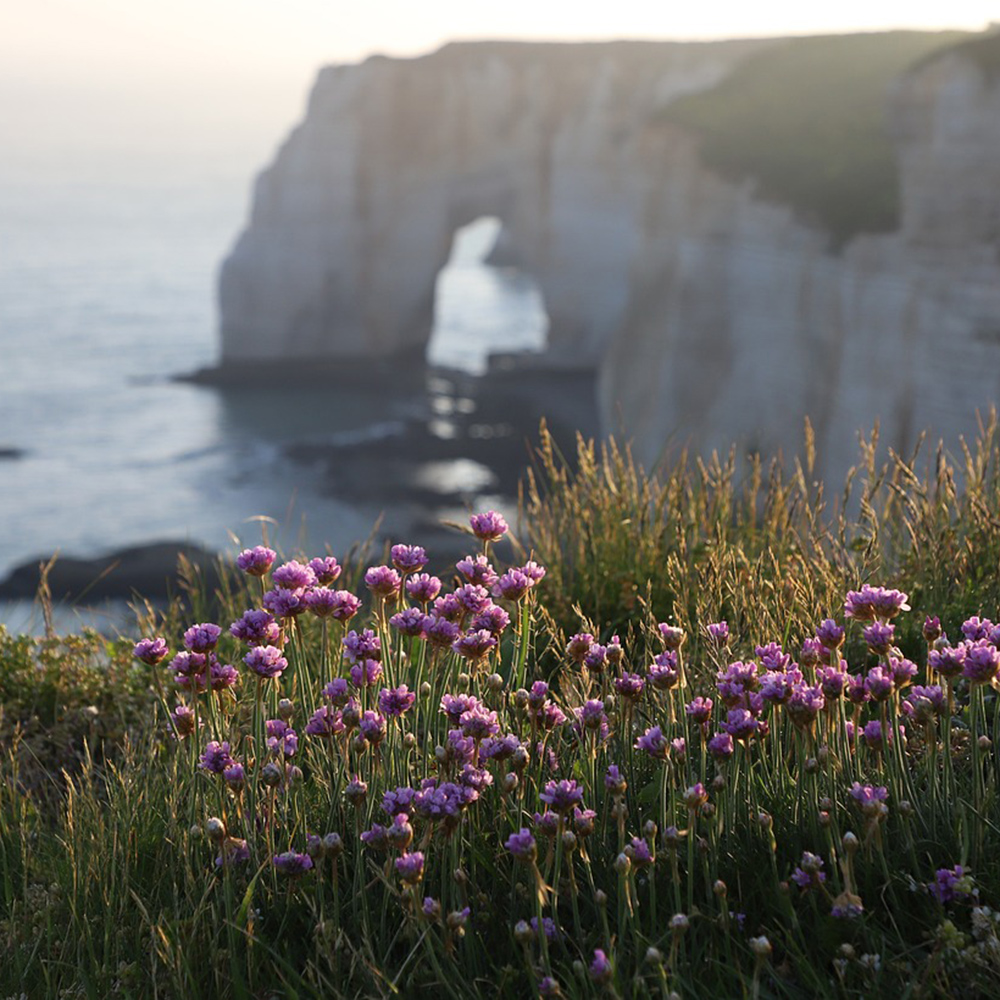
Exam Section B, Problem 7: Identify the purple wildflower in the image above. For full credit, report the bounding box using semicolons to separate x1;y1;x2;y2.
756;642;792;673
390;544;427;573
922;616;942;643
865;666;895;702
452;629;498;661
470;604;511;635
907;684;947;723
890;656;918;689
519;560;546;583
540;779;584;814
929;865;976;904
406;573;442;604
382;786;417;817
183;622;222;653
230;608;280;645
243;645;287;680
584;644;609;673
845;673;870;706
169;704;197;738
456;554;498;588
263;587;306;619
360;823;389;851
615;671;645;701
863;621;895;655
237;545;276;577
272;560;317;590
223;763;246;791
379;685;416;717
961;616;994;642
566;633;594;663
304;705;343;738
799;637;822;668
460;705;500;740
453;583;491;614
424;615;461;647
395;851;425;884
307;555;341;585
199;741;232;774
844;584;910;621
343;629;381;664
786;684;825;729
589;950;613;985
328;590;362;622
962;639;1000;685
929;644;966;680
506;828;537;862
469;510;508;543
215;838;250;867
273;851;313;876
494;569;531;601
133;637;169;665
359;711;387;746
685;696;714;725
658;623;686;650
707;621;729;643
605;765;627;795
816;619;845;649
389;606;426;637
265;719;298;757
850;783;889;816
636;725;669;760
818;663;847;700
708;731;734;760
365;565;401;598
721;708;758;741
648;650;679;690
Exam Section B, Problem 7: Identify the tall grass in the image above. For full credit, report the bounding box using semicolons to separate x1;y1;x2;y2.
2;421;1000;998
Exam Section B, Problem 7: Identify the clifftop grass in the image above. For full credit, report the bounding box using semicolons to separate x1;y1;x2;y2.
659;30;969;249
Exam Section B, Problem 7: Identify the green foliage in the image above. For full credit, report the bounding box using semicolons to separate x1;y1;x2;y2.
659;31;969;248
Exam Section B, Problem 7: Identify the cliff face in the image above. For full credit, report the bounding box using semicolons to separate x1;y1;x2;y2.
220;35;1000;484
601;42;1000;480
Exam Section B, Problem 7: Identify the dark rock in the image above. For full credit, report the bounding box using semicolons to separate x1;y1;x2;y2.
0;541;224;602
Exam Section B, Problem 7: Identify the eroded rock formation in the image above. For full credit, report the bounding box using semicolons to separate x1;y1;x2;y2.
220;34;1000;484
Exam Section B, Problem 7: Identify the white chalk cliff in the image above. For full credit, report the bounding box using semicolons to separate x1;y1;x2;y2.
220;36;1000;484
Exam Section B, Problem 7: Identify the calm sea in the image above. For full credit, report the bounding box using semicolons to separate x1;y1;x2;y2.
0;179;547;632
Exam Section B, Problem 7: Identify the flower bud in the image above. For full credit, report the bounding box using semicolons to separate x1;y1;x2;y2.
713;879;727;897
594;889;608;908
457;673;470;691
323;832;343;858
843;831;859;854
514;688;529;709
561;831;578;853
277;698;294;721
899;800;914;818
189;824;203;840
750;936;772;958
819;810;831;827
645;946;663;966
420;682;432;698
711;774;726;792
514;920;532;944
453;868;468;885
643;819;657;840
670;913;689;934
804;757;819;774
206;817;225;843
487;673;504;692
817;745;830;765
502;772;519;794
261;762;283;787
614;852;631;876
403;732;417;750
979;735;992;750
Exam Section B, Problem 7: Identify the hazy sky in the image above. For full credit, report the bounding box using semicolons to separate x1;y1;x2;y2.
1;1;995;183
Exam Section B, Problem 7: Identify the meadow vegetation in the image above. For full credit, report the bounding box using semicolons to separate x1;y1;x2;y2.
2;417;1000;998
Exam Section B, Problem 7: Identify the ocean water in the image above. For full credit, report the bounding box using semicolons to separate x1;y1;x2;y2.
0;180;547;632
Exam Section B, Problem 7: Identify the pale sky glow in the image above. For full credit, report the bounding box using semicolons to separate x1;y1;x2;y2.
1;1;996;183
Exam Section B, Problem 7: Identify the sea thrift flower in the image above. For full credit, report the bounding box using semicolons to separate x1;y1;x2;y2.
540;779;584;814
494;569;531;602
379;685;416;717
423;615;461;647
922;616;942;643
865;666;895;702
605;765;627;796
460;705;500;740
183;622;222;653
614;672;645;701
566;633;594;663
799;638;822;668
961;616;994;642
216;838;250;867
433;593;464;621
266;719;298;757
199;741;233;774
648;650;679;689
406;573;442;604
506;828;537;862
390;606;427;637
963;639;1000;685
721;708;758;741
816;619;845;649
323;678;350;704
230;608;279;645
589;950;613;985
708;732;734;760
454;584;491;614
685;696;714;726
792;852;826;890
237;545;276;577
351;660;382;688
453;629;498;661
327;590;362;621
863;622;895;655
470;604;511;635
576;699;608;731
396;851;425;884
628;837;653;868
169;704;197;738
929;865;976;904
890;657;918;689
636;725;669;760
818;663;847;700
308;555;341;584
850;783;889;817
273;852;313;876
390;544;427;573
862;720;890;752
359;711;387;745
786;685;825;729
360;824;389;851
456;554;498;588
929;644;966;680
382;787;417;817
263;587;306;619
302;587;341;618
272;560;317;590
343;629;381;663
244;645;287;680
658;624;686;649
707;621;729;643
756;642;792;673
519;560;546;583
133;637;169;665
907;685;947;722
760;671;795;706
844;585;909;621
584;644;609;673
305;705;343;737
845;673;870;706
683;783;709;810
222;763;246;791
365;565;401;598
469;510;508;542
